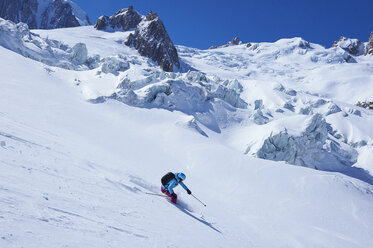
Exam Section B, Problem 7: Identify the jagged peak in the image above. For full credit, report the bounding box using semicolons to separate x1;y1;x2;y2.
94;5;142;31
146;11;159;21
124;10;180;71
94;6;179;72
230;36;242;45
113;6;139;16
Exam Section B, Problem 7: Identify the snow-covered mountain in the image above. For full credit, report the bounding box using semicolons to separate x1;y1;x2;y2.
0;0;91;29
332;36;364;56
1;3;373;247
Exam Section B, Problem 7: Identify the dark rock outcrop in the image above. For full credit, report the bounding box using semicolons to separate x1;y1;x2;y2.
0;0;38;28
229;36;243;46
94;7;180;72
332;36;364;56
356;101;373;110
297;39;311;49
209;36;244;49
364;31;373;55
40;0;91;29
94;6;142;31
0;0;91;29
124;11;180;72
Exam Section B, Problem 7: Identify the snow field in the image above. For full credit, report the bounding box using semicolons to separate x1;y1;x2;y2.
1;45;373;247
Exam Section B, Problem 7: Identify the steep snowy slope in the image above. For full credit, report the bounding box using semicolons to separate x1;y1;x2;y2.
1;43;373;248
1;13;373;247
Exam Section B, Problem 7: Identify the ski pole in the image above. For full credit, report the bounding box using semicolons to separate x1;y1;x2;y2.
191;194;207;207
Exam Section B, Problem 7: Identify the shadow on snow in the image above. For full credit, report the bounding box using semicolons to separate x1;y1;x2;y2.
174;203;221;234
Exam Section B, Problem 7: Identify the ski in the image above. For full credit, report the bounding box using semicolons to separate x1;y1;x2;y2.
145;192;169;198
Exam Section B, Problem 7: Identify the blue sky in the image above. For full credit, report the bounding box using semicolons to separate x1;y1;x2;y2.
74;0;373;49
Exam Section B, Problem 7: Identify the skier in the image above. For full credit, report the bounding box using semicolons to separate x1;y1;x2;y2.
161;172;191;204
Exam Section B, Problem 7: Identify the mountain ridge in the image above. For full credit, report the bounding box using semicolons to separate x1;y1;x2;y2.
0;0;91;29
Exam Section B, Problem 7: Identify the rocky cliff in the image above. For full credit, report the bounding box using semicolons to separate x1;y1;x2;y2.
0;0;91;29
94;7;180;72
124;11;180;72
94;6;142;31
364;31;373;55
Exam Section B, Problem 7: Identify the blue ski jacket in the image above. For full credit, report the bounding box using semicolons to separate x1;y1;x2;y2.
162;174;189;194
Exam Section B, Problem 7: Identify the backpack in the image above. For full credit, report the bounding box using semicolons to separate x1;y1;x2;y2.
161;172;175;186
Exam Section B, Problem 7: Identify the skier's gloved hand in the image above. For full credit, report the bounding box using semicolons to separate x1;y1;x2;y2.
187;189;192;195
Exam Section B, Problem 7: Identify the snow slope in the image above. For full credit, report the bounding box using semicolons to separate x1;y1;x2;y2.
1;45;373;248
32;26;373;180
34;25;135;57
1;21;373;247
